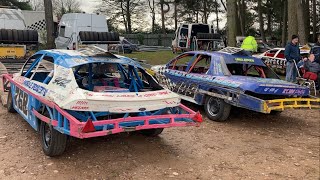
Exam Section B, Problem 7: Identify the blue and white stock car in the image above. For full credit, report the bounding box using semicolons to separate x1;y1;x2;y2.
0;47;201;156
152;48;320;121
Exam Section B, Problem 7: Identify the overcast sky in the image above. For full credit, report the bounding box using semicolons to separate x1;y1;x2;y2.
79;0;227;30
79;0;101;14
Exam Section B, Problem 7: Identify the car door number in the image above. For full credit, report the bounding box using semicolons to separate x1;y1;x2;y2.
14;87;29;116
172;82;198;98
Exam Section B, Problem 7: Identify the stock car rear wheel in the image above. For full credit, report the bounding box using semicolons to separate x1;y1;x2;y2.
40;120;67;156
7;90;16;113
204;96;231;122
139;128;164;137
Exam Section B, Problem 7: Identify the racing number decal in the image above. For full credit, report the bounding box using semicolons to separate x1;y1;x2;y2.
172;82;198;98
14;87;29;116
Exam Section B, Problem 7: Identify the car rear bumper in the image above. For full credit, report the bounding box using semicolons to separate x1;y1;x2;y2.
236;93;320;113
263;98;320;113
33;104;202;139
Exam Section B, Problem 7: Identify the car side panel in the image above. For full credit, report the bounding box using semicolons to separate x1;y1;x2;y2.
11;83;39;131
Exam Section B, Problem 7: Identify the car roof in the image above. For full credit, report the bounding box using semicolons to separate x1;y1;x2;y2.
184;48;266;66
33;49;143;69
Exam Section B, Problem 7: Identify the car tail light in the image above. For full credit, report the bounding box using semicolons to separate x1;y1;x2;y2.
82;119;96;133
192;111;203;123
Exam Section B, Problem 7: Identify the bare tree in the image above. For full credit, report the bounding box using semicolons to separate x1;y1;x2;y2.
147;0;156;33
44;0;55;48
227;0;237;46
297;0;307;44
220;0;227;11
238;0;245;36
312;0;317;41
99;0;145;34
160;0;165;33
281;0;288;46
258;0;265;42
287;0;298;40
303;0;310;40
53;0;81;18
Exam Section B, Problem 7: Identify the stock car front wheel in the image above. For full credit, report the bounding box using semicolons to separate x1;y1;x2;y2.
204;96;231;122
40;121;67;156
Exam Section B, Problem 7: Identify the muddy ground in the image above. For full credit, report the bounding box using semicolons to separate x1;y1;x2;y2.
0;104;319;180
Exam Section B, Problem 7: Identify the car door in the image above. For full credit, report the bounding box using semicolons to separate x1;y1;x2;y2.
159;53;201;103
12;54;54;130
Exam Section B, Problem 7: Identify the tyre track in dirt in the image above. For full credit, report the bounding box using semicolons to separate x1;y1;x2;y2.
0;105;319;180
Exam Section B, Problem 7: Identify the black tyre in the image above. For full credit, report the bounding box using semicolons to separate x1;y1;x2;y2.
204;96;231;122
32;30;38;42
84;31;90;41
106;32;112;41
113;32;120;41
89;32;95;42
79;31;85;41
12;29;18;43
139;128;164;137
17;30;24;42
1;29;8;42
40;120;67;157
23;30;28;42
27;30;33;42
7;29;13;43
7;90;16;113
101;32;108;41
93;32;99;41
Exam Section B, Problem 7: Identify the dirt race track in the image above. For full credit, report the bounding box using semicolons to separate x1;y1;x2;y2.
0;104;319;180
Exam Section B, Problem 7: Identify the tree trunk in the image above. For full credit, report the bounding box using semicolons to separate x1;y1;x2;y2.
238;0;245;36
258;0;266;42
160;0;166;34
304;0;310;41
148;0;155;33
312;0;317;41
120;1;128;33
215;0;219;31
174;0;177;30
287;0;298;40
281;0;288;46
196;10;199;23
241;0;245;33
235;1;241;35
203;0;208;24
126;0;132;34
227;0;237;46
220;0;227;11
297;0;307;44
44;0;55;48
267;0;272;35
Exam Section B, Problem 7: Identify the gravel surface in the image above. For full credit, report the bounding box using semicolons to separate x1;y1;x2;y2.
0;105;319;180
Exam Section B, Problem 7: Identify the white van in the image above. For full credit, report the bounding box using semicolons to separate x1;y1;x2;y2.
172;23;224;53
55;13;109;50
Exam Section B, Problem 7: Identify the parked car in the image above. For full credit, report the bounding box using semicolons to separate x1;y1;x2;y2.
0;47;202;156
257;47;309;73
152;47;320;121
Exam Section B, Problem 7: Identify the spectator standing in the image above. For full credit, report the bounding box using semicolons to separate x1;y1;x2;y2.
285;35;301;83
